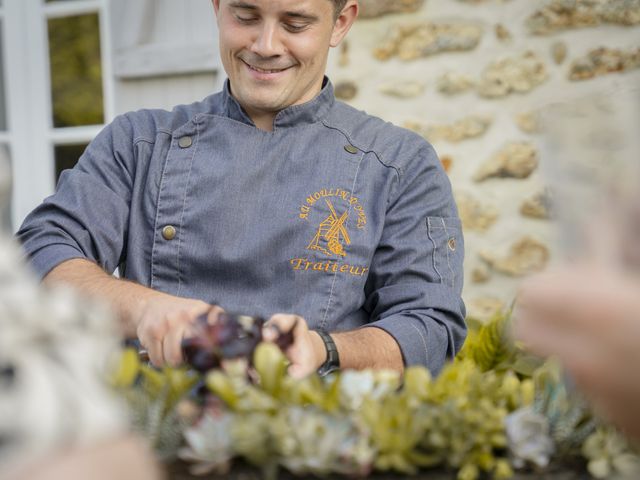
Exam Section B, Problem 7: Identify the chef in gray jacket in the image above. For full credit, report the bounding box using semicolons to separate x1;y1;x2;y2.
17;0;466;378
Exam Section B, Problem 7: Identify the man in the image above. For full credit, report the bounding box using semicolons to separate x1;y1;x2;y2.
17;0;466;378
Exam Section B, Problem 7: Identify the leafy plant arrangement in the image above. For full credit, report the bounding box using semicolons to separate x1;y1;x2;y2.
110;311;640;480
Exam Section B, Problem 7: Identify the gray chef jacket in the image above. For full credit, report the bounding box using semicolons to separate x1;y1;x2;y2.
17;78;466;374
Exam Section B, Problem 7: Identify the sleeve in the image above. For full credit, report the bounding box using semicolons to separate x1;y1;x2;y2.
16;114;137;279
363;142;466;375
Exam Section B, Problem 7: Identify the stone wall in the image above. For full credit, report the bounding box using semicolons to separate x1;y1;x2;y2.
326;0;640;321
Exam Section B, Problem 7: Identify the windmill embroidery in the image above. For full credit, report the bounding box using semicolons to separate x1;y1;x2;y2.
306;199;351;257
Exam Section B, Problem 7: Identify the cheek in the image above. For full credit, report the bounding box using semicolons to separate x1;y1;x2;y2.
287;32;329;61
219;23;247;54
291;48;319;67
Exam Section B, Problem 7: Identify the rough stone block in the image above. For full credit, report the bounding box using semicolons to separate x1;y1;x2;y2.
474;142;539;181
477;51;548;98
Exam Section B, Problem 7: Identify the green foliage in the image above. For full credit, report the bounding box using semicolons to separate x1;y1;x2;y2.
123;388;186;461
197;347;535;480
458;310;516;372
532;362;596;454
111;312;634;479
109;347;140;388
110;348;199;460
582;427;640;479
415;360;528;480
459;309;544;377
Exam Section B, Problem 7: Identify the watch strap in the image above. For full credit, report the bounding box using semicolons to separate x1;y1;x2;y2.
315;330;340;376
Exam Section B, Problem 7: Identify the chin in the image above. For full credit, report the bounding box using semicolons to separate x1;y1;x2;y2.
254;100;285;113
245;91;286;108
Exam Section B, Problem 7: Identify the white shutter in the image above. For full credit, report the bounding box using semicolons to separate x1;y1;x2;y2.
111;0;220;80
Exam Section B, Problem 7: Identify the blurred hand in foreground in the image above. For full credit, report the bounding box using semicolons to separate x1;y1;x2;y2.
515;264;640;440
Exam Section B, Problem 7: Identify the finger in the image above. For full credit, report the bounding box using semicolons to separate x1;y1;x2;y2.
182;300;216;327
137;319;166;367
146;339;165;367
518;267;629;331
514;313;580;358
266;313;298;330
518;268;591;305
265;314;311;369
163;322;189;367
206;305;225;325
264;314;300;340
515;288;598;338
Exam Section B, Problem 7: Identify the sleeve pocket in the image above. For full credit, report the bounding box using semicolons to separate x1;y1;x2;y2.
426;216;464;290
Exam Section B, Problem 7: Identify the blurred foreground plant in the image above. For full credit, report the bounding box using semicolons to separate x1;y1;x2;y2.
110;309;639;479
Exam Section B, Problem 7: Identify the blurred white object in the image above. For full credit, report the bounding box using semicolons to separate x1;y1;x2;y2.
505;406;555;469
0;165;127;478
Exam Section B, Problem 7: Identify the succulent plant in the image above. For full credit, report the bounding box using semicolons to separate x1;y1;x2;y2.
110;348;199;460
109;307;636;480
531;362;596;455
582;427;640;479
179;411;234;475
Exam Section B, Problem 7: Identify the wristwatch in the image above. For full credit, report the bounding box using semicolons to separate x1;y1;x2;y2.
315;330;340;376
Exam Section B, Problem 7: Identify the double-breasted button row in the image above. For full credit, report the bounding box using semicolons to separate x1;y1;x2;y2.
164;137;190;242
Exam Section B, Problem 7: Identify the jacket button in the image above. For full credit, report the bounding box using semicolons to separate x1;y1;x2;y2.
162;225;177;240
178;136;193;148
448;238;456;251
344;144;358;154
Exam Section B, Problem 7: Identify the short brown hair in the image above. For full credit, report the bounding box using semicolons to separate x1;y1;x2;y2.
330;0;349;18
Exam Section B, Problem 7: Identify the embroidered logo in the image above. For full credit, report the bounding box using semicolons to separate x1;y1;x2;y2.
307;199;350;257
292;188;369;278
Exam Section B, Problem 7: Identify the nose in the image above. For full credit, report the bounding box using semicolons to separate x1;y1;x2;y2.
250;22;282;58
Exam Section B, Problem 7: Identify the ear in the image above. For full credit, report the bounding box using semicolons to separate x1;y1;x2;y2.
212;0;221;16
330;0;358;48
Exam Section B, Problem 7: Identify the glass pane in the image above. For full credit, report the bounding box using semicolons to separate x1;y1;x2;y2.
0;21;6;131
54;143;88;183
48;14;103;128
0;144;11;231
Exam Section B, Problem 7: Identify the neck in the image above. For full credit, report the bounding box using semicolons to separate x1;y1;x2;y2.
245;109;276;132
231;76;327;132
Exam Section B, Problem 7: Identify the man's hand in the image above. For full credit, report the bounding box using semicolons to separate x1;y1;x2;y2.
263;314;326;378
135;293;224;367
263;314;404;378
44;258;225;368
45;259;404;374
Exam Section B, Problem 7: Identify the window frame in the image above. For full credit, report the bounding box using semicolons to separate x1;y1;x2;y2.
0;3;9;143
3;0;114;231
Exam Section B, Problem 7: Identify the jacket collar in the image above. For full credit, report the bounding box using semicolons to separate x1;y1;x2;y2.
220;77;335;130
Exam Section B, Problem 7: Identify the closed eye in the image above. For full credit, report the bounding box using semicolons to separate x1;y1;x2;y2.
284;23;308;33
235;14;259;24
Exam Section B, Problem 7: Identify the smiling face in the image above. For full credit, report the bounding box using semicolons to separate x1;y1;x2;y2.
212;0;357;128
